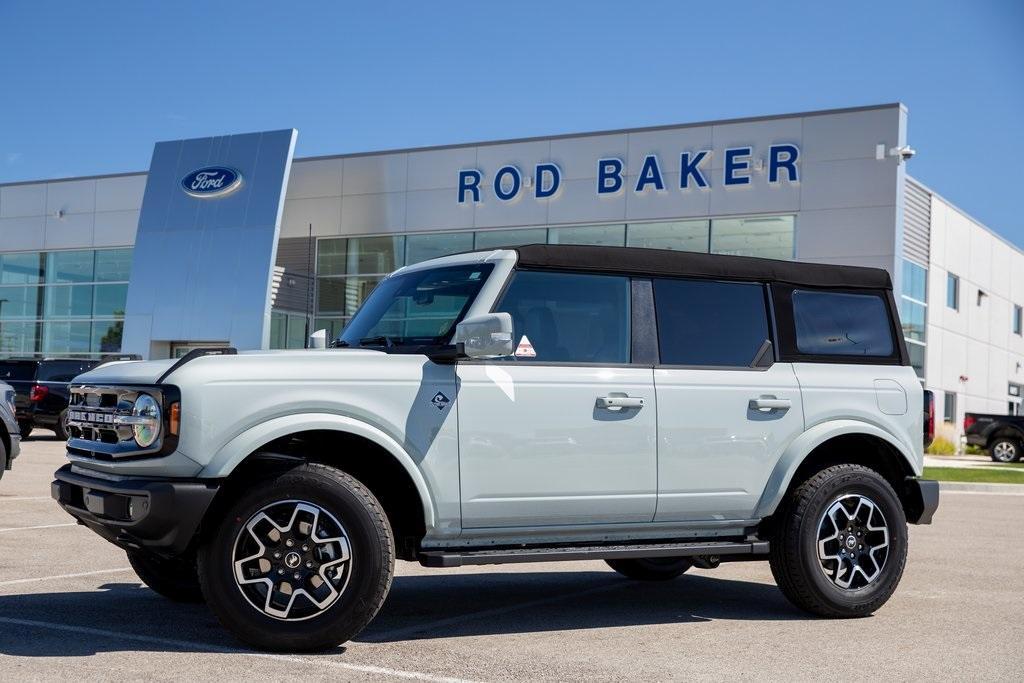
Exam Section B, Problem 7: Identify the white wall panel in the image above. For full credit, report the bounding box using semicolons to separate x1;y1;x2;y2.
94;175;146;212
0;183;46;218
287;159;343;199
0;215;45;250
93;210;139;246
45;179;96;215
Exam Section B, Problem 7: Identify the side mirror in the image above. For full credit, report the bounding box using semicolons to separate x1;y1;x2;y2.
453;312;514;359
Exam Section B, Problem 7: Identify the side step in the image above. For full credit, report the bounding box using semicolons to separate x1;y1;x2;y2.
419;540;769;568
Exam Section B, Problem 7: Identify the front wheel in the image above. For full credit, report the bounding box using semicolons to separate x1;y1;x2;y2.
198;463;395;652
989;438;1021;463
127;550;204;602
606;557;691;581
769;464;908;618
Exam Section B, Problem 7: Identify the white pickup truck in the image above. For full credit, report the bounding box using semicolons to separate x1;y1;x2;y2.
52;244;938;651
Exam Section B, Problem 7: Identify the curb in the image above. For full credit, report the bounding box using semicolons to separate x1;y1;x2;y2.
938;481;1024;494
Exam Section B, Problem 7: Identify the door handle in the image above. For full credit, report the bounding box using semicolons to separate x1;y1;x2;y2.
596;395;645;410
750;396;791;412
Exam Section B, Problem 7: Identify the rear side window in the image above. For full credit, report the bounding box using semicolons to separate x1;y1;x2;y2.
653;279;769;367
494;270;630;363
0;362;37;382
38;360;97;382
792;290;894;356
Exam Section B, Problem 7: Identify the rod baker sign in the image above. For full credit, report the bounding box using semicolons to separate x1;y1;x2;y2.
457;144;799;204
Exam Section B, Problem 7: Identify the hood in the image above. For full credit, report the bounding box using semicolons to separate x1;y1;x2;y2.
71;348;387;387
74;359;179;386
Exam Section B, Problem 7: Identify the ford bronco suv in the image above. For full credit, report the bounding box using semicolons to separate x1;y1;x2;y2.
52;245;939;651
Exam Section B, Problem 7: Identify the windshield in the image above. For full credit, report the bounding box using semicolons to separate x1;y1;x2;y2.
337;263;493;348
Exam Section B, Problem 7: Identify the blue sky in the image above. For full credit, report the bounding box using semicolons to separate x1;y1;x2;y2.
1;2;1022;244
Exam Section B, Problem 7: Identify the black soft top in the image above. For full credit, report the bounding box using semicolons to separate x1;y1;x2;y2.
513;244;892;290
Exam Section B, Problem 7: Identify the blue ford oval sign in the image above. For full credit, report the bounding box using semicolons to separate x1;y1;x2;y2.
181;166;243;198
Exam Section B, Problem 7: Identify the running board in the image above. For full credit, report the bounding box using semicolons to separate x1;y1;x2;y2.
418;540;769;568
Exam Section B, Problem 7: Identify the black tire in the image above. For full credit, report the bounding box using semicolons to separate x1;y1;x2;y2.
198;463;394;652
606;557;691;581
989;437;1021;463
0;438;7;481
127;549;204;602
769;464;908;618
53;410;69;441
19;422;32;440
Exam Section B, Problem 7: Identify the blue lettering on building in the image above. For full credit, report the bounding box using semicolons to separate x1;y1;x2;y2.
634;155;665;192
724;147;752;186
680;151;710;189
768;144;799;183
597;158;624;194
457;169;482;203
535;163;561;198
456;145;798;202
493;166;522;202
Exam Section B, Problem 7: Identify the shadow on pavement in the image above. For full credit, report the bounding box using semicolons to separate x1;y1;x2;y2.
0;570;803;656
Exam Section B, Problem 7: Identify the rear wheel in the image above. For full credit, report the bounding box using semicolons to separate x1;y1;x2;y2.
127;550;204;602
198;463;394;651
0;438;7;480
53;410;70;441
769;464;907;618
606;557;691;581
989;438;1021;463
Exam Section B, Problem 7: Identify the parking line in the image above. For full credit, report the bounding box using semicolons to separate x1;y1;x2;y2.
0;616;482;683
941;490;1024;497
0;522;77;533
363;579;626;643
0;567;133;587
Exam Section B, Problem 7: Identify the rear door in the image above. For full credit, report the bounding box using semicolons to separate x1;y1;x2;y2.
651;278;805;522
457;270;658;528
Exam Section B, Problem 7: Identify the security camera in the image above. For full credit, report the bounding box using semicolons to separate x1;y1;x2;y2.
889;145;916;162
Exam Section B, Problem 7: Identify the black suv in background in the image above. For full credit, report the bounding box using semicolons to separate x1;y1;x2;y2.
0;358;102;440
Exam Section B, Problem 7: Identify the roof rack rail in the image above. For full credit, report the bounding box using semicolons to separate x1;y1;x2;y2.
156;347;237;384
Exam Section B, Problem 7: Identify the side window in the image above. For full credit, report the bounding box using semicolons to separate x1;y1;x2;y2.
792;290;894;356
653;279;769;367
494;270;630;363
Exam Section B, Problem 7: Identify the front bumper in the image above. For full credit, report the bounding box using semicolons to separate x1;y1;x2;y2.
904;477;940;525
51;464;219;556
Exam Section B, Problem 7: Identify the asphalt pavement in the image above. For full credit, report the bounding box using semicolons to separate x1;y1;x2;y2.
1;434;1022;681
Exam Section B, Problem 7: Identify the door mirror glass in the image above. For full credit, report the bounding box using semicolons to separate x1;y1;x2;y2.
454;312;514;358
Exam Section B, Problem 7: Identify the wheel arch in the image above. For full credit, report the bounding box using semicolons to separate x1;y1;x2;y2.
755;420;920;521
199;413;435;557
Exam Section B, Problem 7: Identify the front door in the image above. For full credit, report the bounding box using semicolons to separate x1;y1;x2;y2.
647;277;805;522
457;270;657;528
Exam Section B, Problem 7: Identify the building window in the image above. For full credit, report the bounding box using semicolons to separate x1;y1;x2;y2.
0;248;131;357
901;260;927;380
1014;305;1022;336
943;391;956;424
315;215;796;340
946;272;959;311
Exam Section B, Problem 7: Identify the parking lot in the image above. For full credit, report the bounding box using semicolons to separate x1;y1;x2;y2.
1;435;1021;681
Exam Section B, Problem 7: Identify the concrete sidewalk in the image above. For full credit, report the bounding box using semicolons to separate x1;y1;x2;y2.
924;454;1023;471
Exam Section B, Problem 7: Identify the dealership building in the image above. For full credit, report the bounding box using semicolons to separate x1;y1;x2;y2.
0;103;1019;440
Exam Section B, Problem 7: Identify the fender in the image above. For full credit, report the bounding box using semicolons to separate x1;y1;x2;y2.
753;419;920;519
200;412;437;531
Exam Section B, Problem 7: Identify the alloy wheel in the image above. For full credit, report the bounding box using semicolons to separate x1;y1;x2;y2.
232;500;352;621
816;494;889;590
992;441;1017;462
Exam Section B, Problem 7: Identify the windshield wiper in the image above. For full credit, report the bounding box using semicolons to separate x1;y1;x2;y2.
358;335;397;349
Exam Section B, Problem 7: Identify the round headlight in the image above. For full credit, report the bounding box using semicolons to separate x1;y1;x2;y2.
132;394;161;448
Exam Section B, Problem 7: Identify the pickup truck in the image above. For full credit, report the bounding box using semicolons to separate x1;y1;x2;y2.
52;244;939;652
964;412;1024;462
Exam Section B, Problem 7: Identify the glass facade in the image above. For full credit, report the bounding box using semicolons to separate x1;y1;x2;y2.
901;259;927;379
0;249;131;357
313;216;796;339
